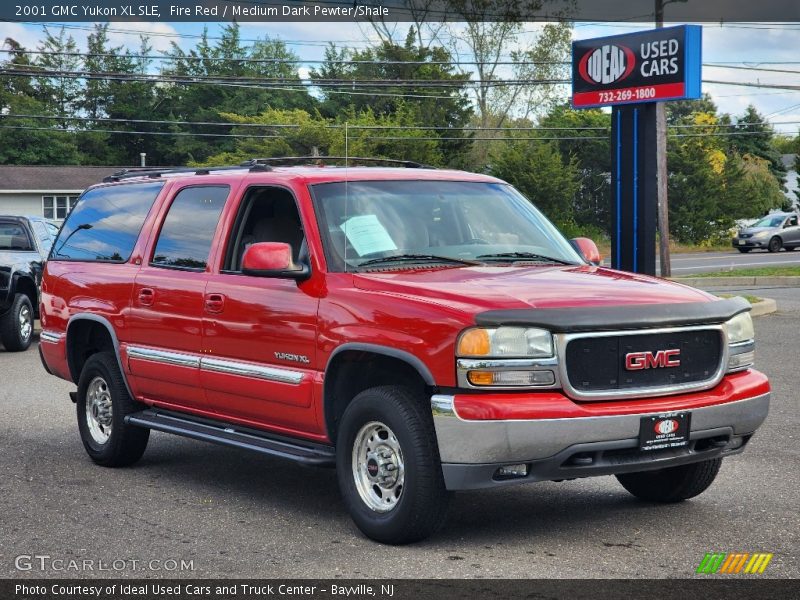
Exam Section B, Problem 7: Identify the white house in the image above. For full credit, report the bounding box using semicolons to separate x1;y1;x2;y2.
0;165;122;221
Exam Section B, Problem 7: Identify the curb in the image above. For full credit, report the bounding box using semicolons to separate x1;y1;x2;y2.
673;276;800;287
749;298;778;317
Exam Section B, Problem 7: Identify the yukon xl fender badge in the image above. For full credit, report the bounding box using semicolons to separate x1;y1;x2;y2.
274;352;310;364
625;349;681;370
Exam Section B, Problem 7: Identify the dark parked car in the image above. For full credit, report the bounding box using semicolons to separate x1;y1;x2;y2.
0;216;59;351
732;212;800;253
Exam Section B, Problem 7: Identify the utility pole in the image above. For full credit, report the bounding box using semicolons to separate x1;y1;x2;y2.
655;0;671;277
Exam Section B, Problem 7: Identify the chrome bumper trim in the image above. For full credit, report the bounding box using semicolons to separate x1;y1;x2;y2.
431;392;770;464
39;331;62;344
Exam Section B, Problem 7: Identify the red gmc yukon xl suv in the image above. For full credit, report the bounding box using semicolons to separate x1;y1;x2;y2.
39;160;770;544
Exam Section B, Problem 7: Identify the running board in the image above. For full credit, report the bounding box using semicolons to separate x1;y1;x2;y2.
125;409;335;467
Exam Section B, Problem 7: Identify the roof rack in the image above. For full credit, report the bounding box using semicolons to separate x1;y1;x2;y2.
246;156;432;169
101;155;431;183
102;163;270;183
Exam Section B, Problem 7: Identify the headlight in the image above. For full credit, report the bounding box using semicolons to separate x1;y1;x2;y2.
725;312;755;372
753;231;769;239
726;312;754;344
457;327;554;358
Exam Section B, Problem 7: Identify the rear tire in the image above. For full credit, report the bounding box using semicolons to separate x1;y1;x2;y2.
336;385;450;544
767;237;782;253
77;352;149;467
616;458;722;503
0;293;34;351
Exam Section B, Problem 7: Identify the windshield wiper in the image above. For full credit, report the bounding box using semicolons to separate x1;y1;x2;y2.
476;252;575;265
357;254;481;268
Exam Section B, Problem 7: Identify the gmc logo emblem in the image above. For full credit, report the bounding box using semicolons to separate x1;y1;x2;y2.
625;349;681;370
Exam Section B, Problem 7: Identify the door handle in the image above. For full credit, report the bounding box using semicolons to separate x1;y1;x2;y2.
138;287;155;306
205;293;225;314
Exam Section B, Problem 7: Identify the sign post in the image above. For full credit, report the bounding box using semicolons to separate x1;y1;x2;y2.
572;25;702;275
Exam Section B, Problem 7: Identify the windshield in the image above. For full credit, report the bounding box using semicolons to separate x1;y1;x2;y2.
752;215;785;228
311;180;583;272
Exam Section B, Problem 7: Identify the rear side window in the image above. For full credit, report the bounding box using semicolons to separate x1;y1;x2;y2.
151;186;230;270
0;222;34;251
50;182;164;262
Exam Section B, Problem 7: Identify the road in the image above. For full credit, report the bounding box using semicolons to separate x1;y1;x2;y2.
0;297;797;579
659;249;800;275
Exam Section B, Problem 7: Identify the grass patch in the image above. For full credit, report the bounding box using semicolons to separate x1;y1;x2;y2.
680;266;800;278
716;293;763;304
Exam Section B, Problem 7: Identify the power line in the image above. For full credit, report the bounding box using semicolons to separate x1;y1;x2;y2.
0;123;789;142
5;113;798;131
705;64;800;76
1;66;569;88
704;80;800;91
0;48;569;67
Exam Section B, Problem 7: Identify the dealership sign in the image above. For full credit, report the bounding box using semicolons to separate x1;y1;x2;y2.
572;25;702;108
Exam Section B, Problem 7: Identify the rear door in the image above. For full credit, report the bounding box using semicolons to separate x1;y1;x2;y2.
125;184;231;412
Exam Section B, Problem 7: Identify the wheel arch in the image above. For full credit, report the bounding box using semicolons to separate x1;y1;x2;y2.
323;343;435;443
66;314;133;397
11;274;37;315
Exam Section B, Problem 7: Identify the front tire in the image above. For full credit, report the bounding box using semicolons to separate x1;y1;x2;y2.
616;458;722;503
768;236;782;253
737;247;751;253
0;293;34;351
336;385;450;544
77;352;149;467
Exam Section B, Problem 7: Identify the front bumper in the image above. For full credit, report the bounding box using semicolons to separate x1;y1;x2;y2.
432;371;770;490
732;238;766;249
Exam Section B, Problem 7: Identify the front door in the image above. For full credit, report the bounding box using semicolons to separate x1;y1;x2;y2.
201;186;320;435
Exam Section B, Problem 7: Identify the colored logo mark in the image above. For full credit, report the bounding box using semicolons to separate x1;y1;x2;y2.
696;552;773;574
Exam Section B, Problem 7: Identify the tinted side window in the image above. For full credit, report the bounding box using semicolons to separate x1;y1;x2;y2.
51;182;164;262
151;186;229;270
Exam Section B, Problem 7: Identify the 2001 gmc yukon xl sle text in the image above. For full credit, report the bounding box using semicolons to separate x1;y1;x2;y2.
39;160;770;544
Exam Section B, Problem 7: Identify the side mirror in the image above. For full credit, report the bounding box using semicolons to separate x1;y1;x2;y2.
571;237;602;266
242;242;310;280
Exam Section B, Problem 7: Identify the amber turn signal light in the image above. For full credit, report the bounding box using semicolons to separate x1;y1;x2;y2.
457;329;491;356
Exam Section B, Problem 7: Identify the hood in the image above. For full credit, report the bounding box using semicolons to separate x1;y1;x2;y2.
352;264;712;314
741;226;777;235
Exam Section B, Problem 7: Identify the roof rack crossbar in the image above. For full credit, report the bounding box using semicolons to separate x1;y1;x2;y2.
102;163;270;183
245;156;432;169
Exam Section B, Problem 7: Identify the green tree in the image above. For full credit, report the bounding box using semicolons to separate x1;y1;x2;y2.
33;27;81;128
310;30;473;166
730;105;786;183
159;24;314;164
538;104;611;235
668;112;788;243
198;106;443;167
0;37;82;164
489;138;579;226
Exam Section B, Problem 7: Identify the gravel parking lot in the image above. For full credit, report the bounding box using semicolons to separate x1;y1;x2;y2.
1;295;797;579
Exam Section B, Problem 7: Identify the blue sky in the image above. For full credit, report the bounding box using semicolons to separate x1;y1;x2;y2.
2;20;799;136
